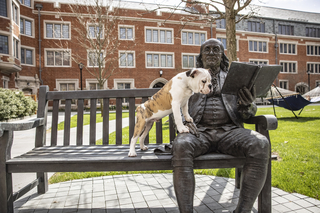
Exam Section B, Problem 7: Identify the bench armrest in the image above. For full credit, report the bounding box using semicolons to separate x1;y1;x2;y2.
0;118;45;137
244;115;278;131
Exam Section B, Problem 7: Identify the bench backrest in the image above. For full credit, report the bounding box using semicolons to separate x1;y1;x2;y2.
35;85;176;147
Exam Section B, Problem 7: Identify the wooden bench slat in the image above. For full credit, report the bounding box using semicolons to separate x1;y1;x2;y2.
90;99;97;145
169;114;176;143
156;120;162;144
51;100;59;146
103;98;109;145
76;99;84;146
129;97;135;144
116;98;122;145
63;99;72;146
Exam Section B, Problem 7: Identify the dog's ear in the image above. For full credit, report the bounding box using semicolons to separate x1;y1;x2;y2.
186;69;197;78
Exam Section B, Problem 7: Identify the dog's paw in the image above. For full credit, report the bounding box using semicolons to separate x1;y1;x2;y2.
128;150;137;157
140;145;148;151
185;116;193;123
177;125;190;133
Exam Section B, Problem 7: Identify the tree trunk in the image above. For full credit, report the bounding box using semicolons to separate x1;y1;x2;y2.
225;4;238;63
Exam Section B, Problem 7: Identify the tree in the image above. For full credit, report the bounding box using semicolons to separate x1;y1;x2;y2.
150;0;255;63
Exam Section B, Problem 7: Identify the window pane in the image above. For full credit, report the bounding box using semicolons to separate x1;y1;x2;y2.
153;54;159;67
189;56;194;68
153;30;158;42
195;33;200;45
252;22;256;31
54;24;61;38
55;51;62;66
167;31;172;43
128;53;133;66
284;44;287;53
259;42;262;52
159;30;165;43
63;51;70;66
0;0;7;17
147;54;152;67
261;23;265;33
248;21;252;31
249;41;253;51
120;27;126;39
161;54;166;67
62;24;69;38
20;19;24;34
127;28;133;39
46;24;53;38
89;26;95;38
167;55;173;67
188;32;193;44
21;48;25;63
125;83;130;89
60;83;67;91
182;32;187;44
288;44;291;54
280;43;283;53
120;53;126;66
293;63;296;72
24;0;31;7
200;33;205;44
47;51;54;65
146;29;152;42
183;55;188;67
68;83;75;91
25;20;32;36
254;41;257;51
292;44;296;54
257;22;260;32
26;49;32;64
0;35;8;54
263;42;266;52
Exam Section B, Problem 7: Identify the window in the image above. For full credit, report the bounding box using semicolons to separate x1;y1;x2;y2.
182;31;206;45
279;43;296;54
2;76;9;88
119;51;135;68
146;53;173;68
21;47;33;65
146;28;173;44
280;61;297;73
0;35;9;54
45;22;70;39
217;38;227;49
279;80;288;90
12;3;18;24
216;19;226;29
249;60;268;65
117;82;131;103
46;50;71;67
248;21;265;33
119;26;134;40
316;81;320;87
249;40;267;53
306;27;320;38
60;83;76;105
88;51;104;67
0;0;7;17
307;45;320;56
307;63;320;74
278;24;294;35
19;0;31;7
20;18;33;36
13;38;19;59
182;54;197;68
88;24;102;39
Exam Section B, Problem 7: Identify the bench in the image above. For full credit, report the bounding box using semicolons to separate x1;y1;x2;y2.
0;85;277;213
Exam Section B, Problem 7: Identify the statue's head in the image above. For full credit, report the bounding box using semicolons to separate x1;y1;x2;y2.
196;38;229;72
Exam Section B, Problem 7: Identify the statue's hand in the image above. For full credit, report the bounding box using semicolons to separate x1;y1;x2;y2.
238;85;256;106
184;122;199;137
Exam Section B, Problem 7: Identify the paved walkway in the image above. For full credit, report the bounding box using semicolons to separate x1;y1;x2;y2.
14;174;320;213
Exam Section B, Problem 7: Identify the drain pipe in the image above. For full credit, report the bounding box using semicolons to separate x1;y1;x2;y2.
273;19;279;87
35;4;43;85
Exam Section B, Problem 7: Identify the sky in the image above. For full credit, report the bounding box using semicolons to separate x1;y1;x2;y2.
131;0;320;13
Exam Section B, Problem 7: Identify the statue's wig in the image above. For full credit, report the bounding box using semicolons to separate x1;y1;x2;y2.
196;38;229;72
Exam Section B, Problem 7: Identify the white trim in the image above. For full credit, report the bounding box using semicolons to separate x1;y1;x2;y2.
20;45;36;66
55;79;79;106
85;79;108;90
246;36;270;42
113;78;135;89
118;50;136;68
181;29;207;46
87;49;105;68
181;53;198;69
43;20;71;40
144;26;174;44
145;51;175;69
307;62;320;74
118;24;135;41
149;78;168;88
87;22;104;39
248;40;269;53
20;15;35;38
44;48;72;67
279;60;298;74
279;42;297;55
306;44;320;56
248;59;269;64
19;0;34;9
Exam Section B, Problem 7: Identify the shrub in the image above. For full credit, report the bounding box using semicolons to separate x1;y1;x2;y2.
0;88;37;121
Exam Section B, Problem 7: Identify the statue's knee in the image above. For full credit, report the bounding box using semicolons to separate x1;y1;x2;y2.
172;133;195;167
248;135;270;159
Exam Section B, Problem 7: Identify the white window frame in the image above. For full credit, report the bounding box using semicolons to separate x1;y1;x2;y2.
280;60;298;74
279;80;289;90
20;15;35;38
0;32;10;55
248;39;268;53
119;51;135;68
87;50;105;68
182;53;198;69
44;48;72;67
86;79;108;90
181;29;207;46
21;45;35;66
145;27;174;44
2;76;9;88
118;25;134;40
44;20;71;40
13;36;19;59
87;23;104;39
279;40;297;55
19;0;33;8
307;62;320;74
113;78;135;89
145;51;175;69
11;1;19;24
306;43;320;56
249;59;269;65
56;79;79;106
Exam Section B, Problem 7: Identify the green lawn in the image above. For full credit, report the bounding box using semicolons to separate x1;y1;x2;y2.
49;105;320;200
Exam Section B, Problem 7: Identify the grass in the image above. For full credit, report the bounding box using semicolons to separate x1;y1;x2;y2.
49;105;320;200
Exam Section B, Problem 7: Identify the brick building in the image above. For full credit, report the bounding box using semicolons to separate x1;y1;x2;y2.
0;0;319;107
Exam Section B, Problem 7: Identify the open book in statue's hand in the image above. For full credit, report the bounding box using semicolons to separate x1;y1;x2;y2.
221;62;282;97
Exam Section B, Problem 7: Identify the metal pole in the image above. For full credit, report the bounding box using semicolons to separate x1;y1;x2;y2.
308;72;310;91
35;4;43;85
80;68;83;90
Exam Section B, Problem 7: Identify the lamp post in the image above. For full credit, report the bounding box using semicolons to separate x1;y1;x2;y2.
307;70;311;92
78;62;84;90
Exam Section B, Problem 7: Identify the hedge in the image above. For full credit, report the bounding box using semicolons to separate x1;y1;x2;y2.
0;88;37;121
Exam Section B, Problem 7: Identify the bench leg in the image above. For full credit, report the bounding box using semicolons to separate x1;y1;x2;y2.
37;172;48;194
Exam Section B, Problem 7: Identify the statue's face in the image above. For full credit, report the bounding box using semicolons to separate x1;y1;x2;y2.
201;40;223;70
